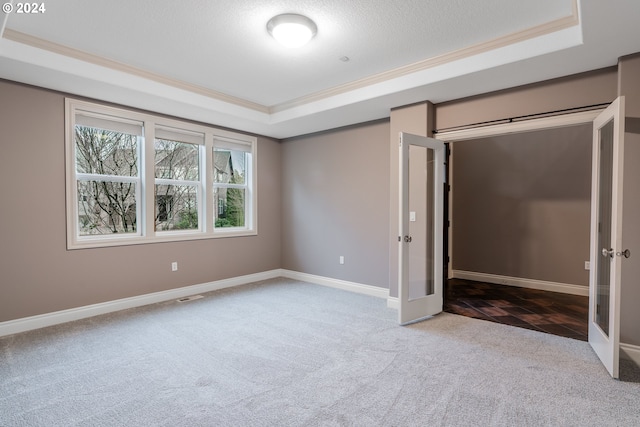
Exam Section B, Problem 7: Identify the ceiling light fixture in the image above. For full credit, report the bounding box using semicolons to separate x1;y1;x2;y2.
267;14;317;48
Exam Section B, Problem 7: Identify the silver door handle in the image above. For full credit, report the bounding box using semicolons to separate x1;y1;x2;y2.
616;249;631;258
602;248;614;258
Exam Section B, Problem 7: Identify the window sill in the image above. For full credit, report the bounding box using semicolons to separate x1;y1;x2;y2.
68;229;258;250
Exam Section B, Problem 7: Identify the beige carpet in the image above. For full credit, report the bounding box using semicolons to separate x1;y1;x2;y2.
1;278;639;426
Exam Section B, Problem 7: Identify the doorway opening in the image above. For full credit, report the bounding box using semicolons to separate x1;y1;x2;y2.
437;110;601;341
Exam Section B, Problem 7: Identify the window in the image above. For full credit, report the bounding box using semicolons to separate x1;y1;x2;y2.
213;138;253;229
154;127;203;232
74;113;142;237
66;99;257;249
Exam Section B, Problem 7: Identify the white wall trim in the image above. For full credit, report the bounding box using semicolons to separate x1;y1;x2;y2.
0;270;391;337
5;266;638;365
452;270;589;296
620;343;640;366
271;3;579;113
280;270;389;299
3;29;270;114
0;269;282;338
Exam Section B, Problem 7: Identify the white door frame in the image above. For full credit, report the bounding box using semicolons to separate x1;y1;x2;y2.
436;110;603;280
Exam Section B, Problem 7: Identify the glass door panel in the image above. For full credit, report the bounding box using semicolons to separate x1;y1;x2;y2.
408;145;435;300
595;119;614;336
589;96;625;379
399;132;444;325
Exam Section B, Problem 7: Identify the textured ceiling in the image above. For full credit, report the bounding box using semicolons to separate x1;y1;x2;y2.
4;0;572;106
1;0;640;138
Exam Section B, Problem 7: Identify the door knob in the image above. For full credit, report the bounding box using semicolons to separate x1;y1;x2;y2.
616;249;631;258
602;248;614;258
404;235;412;243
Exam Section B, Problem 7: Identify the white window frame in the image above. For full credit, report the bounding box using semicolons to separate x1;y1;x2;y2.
65;98;257;249
212;136;256;235
153;126;205;235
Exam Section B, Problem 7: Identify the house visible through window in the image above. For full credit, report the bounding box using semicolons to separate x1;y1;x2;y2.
154;128;203;232
213;140;252;229
66;99;257;249
156;195;173;222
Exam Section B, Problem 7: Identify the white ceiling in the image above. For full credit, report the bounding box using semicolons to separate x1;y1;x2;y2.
1;0;639;138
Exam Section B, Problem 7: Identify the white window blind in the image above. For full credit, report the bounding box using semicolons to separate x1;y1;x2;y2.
75;111;143;136
213;137;253;152
155;126;205;145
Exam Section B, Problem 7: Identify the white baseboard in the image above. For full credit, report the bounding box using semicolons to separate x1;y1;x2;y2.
620;343;640;366
5;267;639;365
0;269;282;338
280;270;389;299
452;270;589;296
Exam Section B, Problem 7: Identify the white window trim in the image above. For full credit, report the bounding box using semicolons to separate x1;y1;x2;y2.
65;98;257;249
212;138;255;234
152;132;204;235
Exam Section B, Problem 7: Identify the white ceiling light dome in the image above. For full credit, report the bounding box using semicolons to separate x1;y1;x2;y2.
267;14;317;48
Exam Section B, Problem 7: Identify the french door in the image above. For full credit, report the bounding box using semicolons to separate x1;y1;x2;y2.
398;132;445;325
589;97;626;378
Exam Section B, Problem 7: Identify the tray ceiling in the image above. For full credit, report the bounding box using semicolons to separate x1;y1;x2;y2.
1;0;639;138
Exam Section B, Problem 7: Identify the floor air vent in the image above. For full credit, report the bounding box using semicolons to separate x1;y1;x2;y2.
176;295;204;303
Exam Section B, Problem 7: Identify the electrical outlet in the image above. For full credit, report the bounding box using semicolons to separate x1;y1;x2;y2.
584;261;590;270
339;256;344;265
171;261;178;272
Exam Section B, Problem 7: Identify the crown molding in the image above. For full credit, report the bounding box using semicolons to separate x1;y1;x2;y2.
2;0;579;118
271;1;580;113
2;28;270;114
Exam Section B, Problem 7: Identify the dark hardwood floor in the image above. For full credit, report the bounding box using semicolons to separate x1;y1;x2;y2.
443;278;589;341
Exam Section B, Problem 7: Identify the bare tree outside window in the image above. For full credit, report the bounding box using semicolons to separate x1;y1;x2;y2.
154;139;200;231
75;126;138;235
67;100;257;248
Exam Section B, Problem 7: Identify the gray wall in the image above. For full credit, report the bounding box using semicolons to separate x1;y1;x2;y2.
281;121;390;288
0;80;282;322
435;67;618;131
2;60;638;351
280;70;619;298
618;53;640;346
451;124;593;286
432;67;618;289
383;70;618;298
